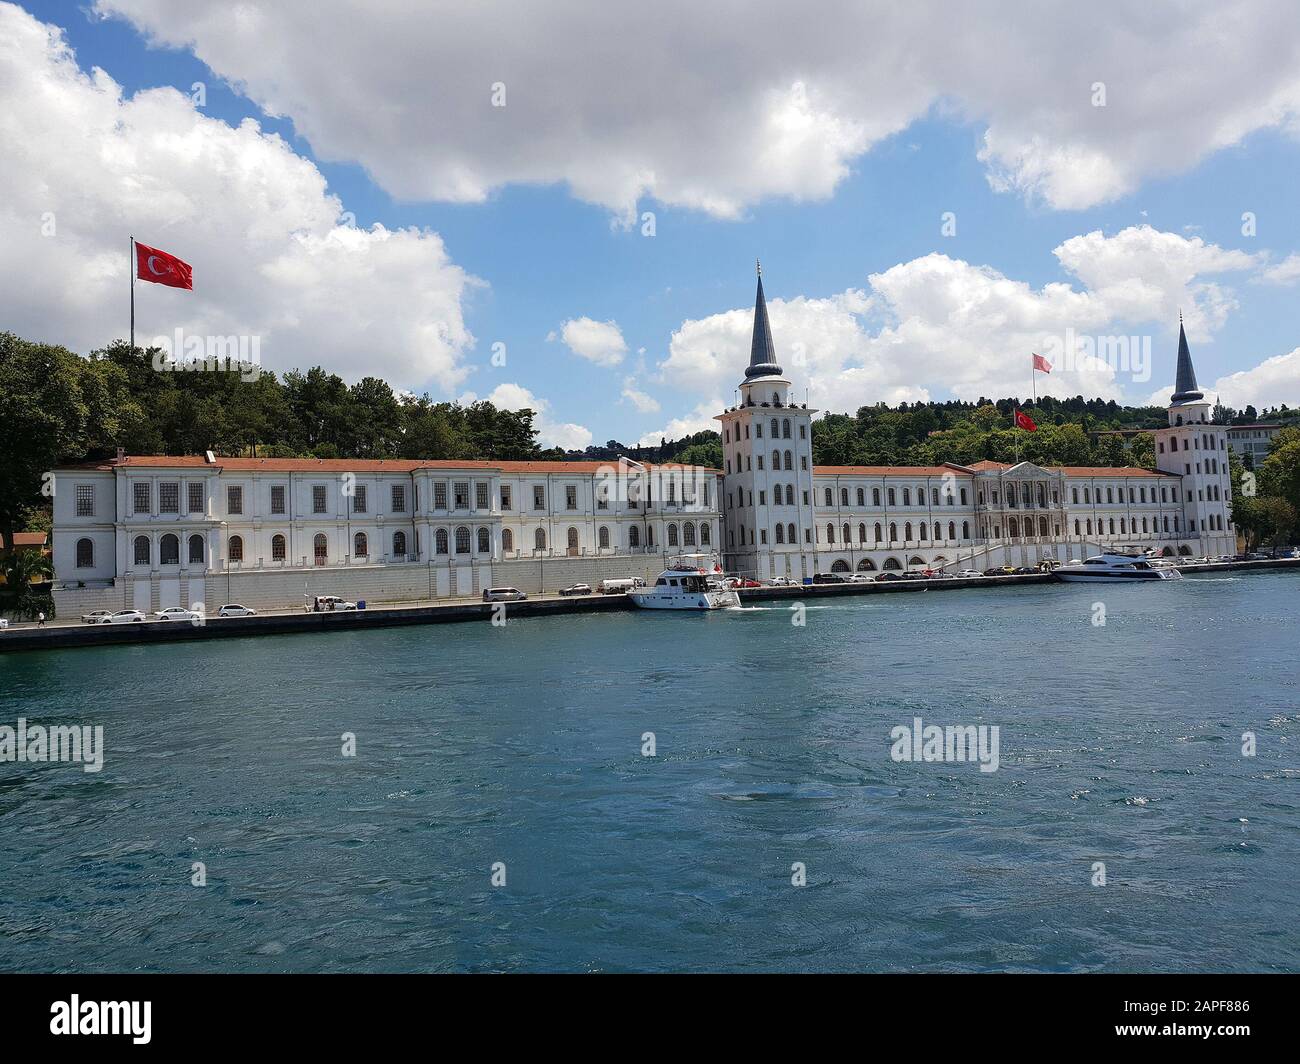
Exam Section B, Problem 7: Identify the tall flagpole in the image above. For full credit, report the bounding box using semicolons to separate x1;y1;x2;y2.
129;235;135;353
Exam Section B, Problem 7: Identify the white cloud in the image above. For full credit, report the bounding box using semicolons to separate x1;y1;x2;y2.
620;376;660;414
638;400;724;448
95;0;1300;215
470;382;593;452
0;3;478;391
655;226;1259;416
554;317;627;366
1260;253;1300;285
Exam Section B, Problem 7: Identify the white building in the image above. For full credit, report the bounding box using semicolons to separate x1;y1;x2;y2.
1225;422;1282;468
51;265;1238;611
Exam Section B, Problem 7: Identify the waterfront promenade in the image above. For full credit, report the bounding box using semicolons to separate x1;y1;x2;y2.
2;557;1296;653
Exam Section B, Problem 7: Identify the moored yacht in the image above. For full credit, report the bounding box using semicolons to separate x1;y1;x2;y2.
1054;551;1183;582
629;554;741;610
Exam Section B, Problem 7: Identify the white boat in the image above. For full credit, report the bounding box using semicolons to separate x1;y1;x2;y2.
1054;551;1183;583
629;554;741;610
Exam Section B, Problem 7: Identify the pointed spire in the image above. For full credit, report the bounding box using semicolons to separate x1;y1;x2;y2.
1170;317;1203;405
745;262;782;381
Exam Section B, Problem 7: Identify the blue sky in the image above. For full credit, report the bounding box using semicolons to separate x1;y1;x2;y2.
6;1;1300;448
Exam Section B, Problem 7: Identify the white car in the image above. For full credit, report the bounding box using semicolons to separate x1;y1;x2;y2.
483;587;527;602
768;576;797;587
155;607;202;622
954;569;983;578
82;610;114;624
307;595;357;612
847;573;874;583
0;618;9;630
107;610;146;624
217;604;257;617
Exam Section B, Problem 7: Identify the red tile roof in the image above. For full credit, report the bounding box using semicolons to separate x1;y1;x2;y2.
1;532;48;549
813;465;969;476
59;455;720;474
963;460;1170;477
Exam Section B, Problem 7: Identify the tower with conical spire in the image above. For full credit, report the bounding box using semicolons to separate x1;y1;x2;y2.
714;262;818;579
1153;316;1235;556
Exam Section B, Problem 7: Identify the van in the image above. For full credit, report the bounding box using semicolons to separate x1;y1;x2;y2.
599;578;644;594
483;587;527;602
307;595;357;612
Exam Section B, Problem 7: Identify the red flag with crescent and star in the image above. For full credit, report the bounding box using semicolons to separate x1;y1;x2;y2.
135;241;193;290
1014;409;1038;431
1032;353;1052;373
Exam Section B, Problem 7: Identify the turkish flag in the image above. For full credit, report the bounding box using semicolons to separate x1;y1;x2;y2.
135;241;193;290
1032;353;1052;373
1014;409;1038;431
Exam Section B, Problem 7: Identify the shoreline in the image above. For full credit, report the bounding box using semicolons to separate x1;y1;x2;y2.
2;556;1297;654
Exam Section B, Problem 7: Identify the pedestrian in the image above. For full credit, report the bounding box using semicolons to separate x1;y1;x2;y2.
37;611;46;628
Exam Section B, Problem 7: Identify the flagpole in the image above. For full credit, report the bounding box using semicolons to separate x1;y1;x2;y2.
129;235;135;354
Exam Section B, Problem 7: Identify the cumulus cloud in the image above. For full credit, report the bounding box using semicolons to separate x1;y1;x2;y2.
552;317;627;366
654;226;1261;415
1260;253;1300;286
620;376;660;414
95;0;1300;216
463;382;593;452
638;399;725;448
0;2;478;390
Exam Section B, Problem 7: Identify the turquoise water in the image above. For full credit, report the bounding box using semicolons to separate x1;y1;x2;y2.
1;572;1297;972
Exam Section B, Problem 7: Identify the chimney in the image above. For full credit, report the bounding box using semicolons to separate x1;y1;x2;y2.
115;446;125;463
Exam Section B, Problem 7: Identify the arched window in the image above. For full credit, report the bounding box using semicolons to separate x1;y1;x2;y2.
667;523;679;547
189;534;205;564
826;523;835;544
76;538;94;568
225;535;240;563
133;535;150;566
272;533;286;561
598;525;610;549
535;528;547;551
771;417;779;436
948;522;956;540
856;488;865;506
888;488;896;506
455;526;470;553
858;522;866;543
313;533;328;565
1008;517;1018;537
775;523;785;544
478;527;490;553
354;532;368;557
647;525;656;547
919;523;927;541
161;533;180;565
889;522;897;542
786;523;795;544
932;522;940;540
882;556;901;570
565;527;578;554
435;528;449;554
961;521;969;539
831;560;850;572
393;530;406;557
783;450;792;470
1074;519;1081;535
683;522;696;546
873;488;881;506
874;522;882;542
1039;517;1049;536
782;418;791;438
842;523;851;543
772;449;781;469
904;522;913;540
785;485;794;505
857;558;876;571
700;523;710;545
902;488;911;506
841;488;849;506
629;525;640;548
502;528;514;553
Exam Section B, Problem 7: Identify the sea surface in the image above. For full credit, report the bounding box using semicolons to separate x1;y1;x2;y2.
1;572;1298;973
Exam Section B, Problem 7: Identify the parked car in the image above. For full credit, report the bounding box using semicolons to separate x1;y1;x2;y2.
982;567;1011;576
483;587;527;602
953;569;982;578
217;604;257;617
900;571;928;581
599;578;642;594
768;576;797;587
728;577;763;588
873;571;904;582
155;607;202;622
82;610;114;624
558;584;592;596
307;595;356;612
0;618;9;630
847;573;874;583
107;610;146;624
1011;566;1038;575
811;572;848;584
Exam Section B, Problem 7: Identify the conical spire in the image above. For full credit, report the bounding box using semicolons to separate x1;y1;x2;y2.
745;260;782;380
1170;315;1203;405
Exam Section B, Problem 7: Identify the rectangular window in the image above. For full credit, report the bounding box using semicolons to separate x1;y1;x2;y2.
391;484;406;513
227;486;243;515
76;484;95;517
533;485;545;510
352;485;367;513
434;482;448;510
271;485;286;515
133;482;150;515
188;481;204;514
313;484;327;513
500;485;512;511
454;482;469;509
159;482;179;514
566;485;577;510
475;482;489;510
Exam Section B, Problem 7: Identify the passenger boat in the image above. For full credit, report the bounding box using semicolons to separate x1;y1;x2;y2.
1054;551;1183;582
629;554;741;610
